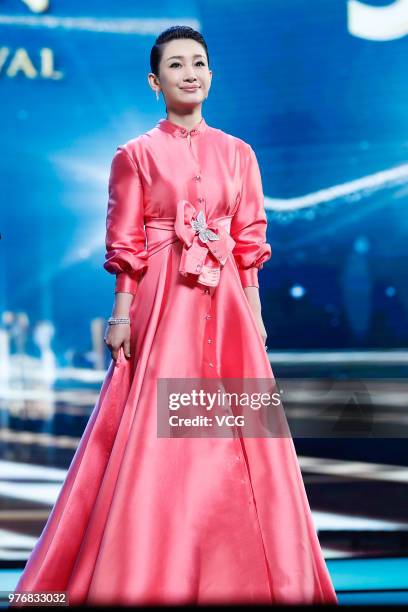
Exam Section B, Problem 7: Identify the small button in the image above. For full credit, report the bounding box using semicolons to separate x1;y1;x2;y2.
207;338;212;344
204;288;210;294
198;197;205;203
204;314;211;320
236;456;240;462
208;362;214;368
194;175;201;181
196;264;202;272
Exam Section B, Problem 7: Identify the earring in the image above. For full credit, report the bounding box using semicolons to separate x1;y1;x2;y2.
156;90;160;101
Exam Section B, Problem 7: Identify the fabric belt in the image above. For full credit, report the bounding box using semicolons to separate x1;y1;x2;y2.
144;199;236;287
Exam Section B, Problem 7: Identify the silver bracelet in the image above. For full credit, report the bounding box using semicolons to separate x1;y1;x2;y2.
108;316;130;325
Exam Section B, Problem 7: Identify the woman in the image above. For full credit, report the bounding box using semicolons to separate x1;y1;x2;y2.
13;26;338;606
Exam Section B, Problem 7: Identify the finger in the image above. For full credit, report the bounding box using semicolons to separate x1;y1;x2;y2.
123;340;131;359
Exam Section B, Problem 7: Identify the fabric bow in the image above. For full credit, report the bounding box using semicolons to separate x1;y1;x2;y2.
174;199;236;287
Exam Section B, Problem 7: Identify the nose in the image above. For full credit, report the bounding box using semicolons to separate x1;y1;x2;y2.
183;69;198;81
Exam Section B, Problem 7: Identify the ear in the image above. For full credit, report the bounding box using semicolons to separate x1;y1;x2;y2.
147;72;160;92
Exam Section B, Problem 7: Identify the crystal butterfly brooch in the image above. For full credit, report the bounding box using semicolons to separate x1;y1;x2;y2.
191;210;220;243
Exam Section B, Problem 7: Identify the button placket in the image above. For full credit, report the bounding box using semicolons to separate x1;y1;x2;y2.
203;284;215;372
183;129;203;212
234;438;258;506
194;172;206;217
184;125;213;371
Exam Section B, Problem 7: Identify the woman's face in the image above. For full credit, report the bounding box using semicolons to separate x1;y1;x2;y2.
151;38;212;111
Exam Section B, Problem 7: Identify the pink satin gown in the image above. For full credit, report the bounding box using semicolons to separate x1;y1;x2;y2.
13;117;338;606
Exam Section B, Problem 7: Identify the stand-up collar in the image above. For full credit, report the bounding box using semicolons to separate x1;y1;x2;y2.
156;117;207;138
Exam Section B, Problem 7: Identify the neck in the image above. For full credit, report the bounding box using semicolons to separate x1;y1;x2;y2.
166;109;203;130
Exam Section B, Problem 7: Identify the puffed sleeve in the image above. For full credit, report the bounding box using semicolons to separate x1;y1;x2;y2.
230;145;272;288
103;146;149;295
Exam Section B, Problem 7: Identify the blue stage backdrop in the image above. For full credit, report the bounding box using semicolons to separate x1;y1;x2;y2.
1;0;408;359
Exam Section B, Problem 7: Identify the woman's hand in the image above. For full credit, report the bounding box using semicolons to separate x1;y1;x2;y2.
104;323;131;361
243;286;268;347
254;313;267;346
104;292;134;361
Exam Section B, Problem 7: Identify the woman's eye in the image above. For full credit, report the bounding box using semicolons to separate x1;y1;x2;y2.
169;61;206;68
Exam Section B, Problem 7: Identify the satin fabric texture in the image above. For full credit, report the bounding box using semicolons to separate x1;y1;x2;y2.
12;117;338;606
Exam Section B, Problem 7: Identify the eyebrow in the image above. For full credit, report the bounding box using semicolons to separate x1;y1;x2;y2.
165;54;206;61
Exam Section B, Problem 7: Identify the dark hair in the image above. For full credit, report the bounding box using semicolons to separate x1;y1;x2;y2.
150;25;210;78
